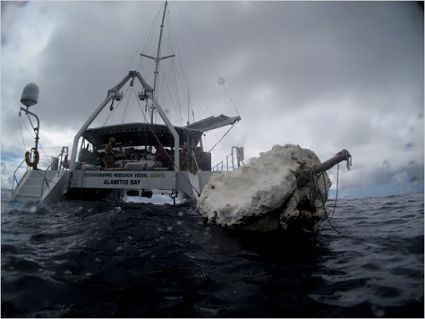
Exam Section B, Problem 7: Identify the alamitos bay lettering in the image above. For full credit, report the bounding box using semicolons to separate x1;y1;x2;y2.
82;171;167;187
104;179;141;185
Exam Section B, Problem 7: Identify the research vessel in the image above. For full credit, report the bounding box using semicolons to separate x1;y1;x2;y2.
10;2;242;205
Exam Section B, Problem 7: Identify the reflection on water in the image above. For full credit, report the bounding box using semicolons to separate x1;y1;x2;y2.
1;190;423;317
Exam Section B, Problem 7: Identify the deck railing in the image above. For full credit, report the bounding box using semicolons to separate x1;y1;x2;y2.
11;159;28;196
40;147;69;197
212;146;244;172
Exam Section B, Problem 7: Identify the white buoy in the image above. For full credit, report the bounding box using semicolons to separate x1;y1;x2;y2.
20;83;39;107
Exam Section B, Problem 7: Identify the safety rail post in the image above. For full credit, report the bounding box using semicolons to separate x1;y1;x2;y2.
11;159;28;196
40;161;53;197
212;161;224;172
191;150;200;173
59;146;69;170
40;148;68;197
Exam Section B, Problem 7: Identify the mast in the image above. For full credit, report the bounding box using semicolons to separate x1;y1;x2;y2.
140;1;175;124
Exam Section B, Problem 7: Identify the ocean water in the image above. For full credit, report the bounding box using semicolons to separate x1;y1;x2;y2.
1;190;423;317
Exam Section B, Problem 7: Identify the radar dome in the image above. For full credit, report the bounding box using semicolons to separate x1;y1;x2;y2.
20;83;39;107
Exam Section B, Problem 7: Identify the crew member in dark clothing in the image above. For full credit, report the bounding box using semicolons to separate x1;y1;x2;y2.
104;137;116;168
155;145;169;168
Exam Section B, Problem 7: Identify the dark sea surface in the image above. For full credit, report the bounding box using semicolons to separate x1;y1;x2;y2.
1;190;423;317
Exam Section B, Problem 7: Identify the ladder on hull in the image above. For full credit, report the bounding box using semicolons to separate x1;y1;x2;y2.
10;170;69;204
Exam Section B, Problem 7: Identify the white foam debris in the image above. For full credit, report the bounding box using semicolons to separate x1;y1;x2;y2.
197;144;331;228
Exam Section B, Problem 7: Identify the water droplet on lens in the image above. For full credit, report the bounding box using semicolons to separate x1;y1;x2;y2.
371;305;385;317
405;142;414;150
410;176;418;186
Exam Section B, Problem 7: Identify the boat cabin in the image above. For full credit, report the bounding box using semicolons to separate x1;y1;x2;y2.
77;122;211;173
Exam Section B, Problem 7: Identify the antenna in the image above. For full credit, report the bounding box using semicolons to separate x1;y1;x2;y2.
140;1;175;124
20;83;41;169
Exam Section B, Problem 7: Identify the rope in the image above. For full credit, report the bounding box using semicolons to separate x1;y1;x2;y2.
296;165;341;234
319;165;341;234
330;163;340;216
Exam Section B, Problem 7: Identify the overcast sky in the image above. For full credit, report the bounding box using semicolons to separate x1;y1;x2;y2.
1;1;424;197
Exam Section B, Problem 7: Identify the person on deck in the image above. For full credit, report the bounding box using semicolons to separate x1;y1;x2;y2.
180;143;189;170
155;145;169;168
104;137;116;168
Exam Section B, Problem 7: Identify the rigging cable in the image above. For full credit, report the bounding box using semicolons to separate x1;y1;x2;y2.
169;59;184;124
173;3;240;117
167;9;212;118
19;112;53;167
126;3;164;73
163;13;185;125
164;73;179;124
18;117;28;152
132;87;201;196
206;123;237;154
198;123;237;165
